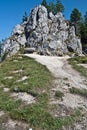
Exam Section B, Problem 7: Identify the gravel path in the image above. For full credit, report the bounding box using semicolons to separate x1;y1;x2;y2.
25;54;87;109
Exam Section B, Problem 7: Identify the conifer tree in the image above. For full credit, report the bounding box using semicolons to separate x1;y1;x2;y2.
41;0;64;15
22;12;28;22
55;0;64;13
41;0;48;9
70;8;82;35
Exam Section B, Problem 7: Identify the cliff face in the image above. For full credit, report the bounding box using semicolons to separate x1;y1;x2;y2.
0;5;82;59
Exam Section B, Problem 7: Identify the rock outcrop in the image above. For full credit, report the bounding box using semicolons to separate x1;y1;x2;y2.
0;5;82;60
0;22;27;59
25;5;82;56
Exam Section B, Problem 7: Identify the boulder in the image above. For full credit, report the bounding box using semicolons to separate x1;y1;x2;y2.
24;47;36;53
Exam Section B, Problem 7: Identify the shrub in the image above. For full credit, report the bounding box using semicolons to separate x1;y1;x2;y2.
55;90;64;99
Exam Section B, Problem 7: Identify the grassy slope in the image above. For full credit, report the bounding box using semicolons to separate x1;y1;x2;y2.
0;54;81;130
0;55;52;92
68;56;87;77
68;56;87;98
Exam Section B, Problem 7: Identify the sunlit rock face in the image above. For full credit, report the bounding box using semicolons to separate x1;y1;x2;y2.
25;5;82;56
0;5;82;60
0;22;27;58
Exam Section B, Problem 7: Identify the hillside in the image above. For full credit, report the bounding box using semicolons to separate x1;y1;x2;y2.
0;53;87;129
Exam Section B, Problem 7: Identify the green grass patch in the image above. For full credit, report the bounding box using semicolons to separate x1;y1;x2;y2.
68;56;87;77
10;104;81;130
0;88;22;112
0;55;52;92
0;87;81;130
69;87;87;98
70;56;87;64
55;90;64;99
27;90;39;97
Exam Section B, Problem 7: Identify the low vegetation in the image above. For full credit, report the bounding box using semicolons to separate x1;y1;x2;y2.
68;56;87;77
55;90;64;99
69;87;87;98
0;54;52;92
0;87;82;130
69;56;87;64
0;54;83;129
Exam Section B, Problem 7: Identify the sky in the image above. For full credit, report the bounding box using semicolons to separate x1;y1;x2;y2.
0;0;87;41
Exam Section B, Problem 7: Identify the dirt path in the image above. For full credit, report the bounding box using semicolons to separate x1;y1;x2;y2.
25;54;87;109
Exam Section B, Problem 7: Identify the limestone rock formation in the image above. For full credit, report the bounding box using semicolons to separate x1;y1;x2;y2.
25;5;82;56
1;22;27;59
0;5;82;60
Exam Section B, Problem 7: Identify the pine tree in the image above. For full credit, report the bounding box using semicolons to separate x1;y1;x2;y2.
84;11;87;26
41;0;48;9
48;1;55;14
41;0;64;15
22;12;28;22
70;8;82;35
80;11;87;48
70;8;82;24
55;0;64;13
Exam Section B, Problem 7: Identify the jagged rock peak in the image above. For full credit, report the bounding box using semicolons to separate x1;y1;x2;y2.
26;5;48;31
0;5;82;61
25;5;82;56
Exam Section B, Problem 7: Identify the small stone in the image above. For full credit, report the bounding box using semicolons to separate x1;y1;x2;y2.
16;76;28;83
4;76;13;79
29;128;32;130
13;60;18;62
0;111;5;117
3;88;10;92
13;87;19;92
11;92;35;104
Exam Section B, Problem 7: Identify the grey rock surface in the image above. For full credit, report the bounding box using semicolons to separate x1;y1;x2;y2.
0;23;27;59
25;5;82;56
